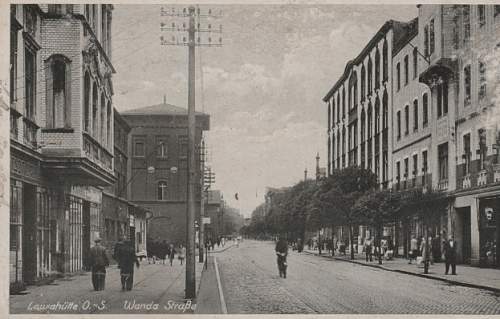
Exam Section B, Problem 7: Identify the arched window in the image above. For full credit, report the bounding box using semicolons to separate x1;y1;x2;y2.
100;94;106;145
375;97;380;134
157;181;168;200
84;72;91;132
404;104;409;135
92;83;98;138
382;39;388;81
422;93;429;126
46;55;71;128
413;99;418;131
375;48;381;89
368;57;373;94
382;91;388;129
361;65;366;100
349;71;358;110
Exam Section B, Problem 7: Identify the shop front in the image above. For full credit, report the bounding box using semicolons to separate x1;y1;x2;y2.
478;196;500;268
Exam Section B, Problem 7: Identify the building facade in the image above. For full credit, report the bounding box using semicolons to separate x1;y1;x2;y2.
418;4;500;266
121;103;210;245
10;4;115;290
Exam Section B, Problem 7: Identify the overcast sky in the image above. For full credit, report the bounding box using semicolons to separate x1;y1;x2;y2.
112;4;418;217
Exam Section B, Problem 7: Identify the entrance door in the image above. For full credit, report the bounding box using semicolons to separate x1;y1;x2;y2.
22;183;37;283
458;207;472;264
82;201;91;270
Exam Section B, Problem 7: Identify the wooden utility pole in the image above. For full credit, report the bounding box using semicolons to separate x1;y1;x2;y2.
160;5;222;299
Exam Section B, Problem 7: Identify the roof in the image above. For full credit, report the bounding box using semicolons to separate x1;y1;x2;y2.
322;19;416;102
121;103;208;116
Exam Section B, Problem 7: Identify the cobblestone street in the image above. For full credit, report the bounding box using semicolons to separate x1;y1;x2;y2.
10;260;203;315
217;240;500;314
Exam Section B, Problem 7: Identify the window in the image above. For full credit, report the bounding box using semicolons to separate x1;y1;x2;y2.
478;128;487;171
438;143;449;180
382;39;388;81
404;105;409;135
178;135;188;157
336;93;340;122
156;136;168;158
413;99;418;131
413;47;418;79
25;47;36;120
422;93;428;126
496;5;500;17
100;94;106;145
331;99;335;125
424;25;429;57
479;61;486;100
478;5;485;28
397;111;401;139
412;154;418;181
361;109;366;142
396;62;401;91
463;5;470;43
396;161;401;188
382;93;388;129
375;98;380;134
463;133;471;175
368;57;373;94
84;72;91;132
92;83;99;138
429;19;435;55
157;181;167;200
361;65;366;100
107;102;111;147
437;81;448;117
404;55;409;85
133;137;145;157
464;64;471;106
10;28;18;103
349;71;358;110
342;87;346;118
328;102;331;129
404;157;409;180
422;150;428;185
375;49;380;89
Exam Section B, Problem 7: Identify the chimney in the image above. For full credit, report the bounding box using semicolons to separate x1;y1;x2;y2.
304;168;308;181
163;94;166;104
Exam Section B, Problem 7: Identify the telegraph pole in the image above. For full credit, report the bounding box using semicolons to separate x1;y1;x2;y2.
160;5;222;299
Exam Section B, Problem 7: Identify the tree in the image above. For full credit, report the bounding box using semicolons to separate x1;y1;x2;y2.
317;167;378;259
355;189;401;264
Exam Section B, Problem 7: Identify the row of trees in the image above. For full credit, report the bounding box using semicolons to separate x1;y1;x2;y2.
242;167;448;272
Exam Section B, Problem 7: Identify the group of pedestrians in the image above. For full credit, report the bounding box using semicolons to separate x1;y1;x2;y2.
406;234;458;275
363;236;395;262
147;240;186;266
88;236;139;292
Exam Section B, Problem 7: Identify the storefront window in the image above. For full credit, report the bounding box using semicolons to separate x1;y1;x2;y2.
479;198;499;268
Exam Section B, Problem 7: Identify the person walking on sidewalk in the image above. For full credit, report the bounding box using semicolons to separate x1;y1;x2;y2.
443;235;457;275
117;240;140;291
364;237;373;262
168;243;176;266
409;236;418;264
178;244;186;265
89;238;109;291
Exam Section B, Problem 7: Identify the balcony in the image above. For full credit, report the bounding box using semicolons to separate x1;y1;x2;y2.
460;174;472;189
23;118;39;149
477;170;488;186
437;179;449;190
494;164;500;183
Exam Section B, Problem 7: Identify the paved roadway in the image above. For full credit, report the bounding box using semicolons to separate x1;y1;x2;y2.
217;240;500;314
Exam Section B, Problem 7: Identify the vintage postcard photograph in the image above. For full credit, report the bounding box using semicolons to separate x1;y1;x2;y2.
3;1;500;316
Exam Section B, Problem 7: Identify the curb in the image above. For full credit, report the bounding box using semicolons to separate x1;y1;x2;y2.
209;244;235;254
302;251;500;294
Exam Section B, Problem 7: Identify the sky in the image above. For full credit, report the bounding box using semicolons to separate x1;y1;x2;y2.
112;4;418;217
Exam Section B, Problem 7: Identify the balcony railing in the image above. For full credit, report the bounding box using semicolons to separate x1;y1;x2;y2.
460;174;472;189
23;118;39;149
438;179;449;190
477;170;488;186
83;133;113;172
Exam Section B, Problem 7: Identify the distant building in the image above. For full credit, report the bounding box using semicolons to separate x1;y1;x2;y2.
204;190;223;242
121;102;210;245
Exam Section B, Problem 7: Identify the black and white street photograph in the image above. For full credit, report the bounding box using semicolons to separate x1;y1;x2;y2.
3;1;500;315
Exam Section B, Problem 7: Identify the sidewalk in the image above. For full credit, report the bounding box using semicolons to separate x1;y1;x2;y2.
302;248;500;293
196;256;224;314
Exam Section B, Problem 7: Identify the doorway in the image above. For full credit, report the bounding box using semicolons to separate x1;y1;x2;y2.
457;207;472;264
22;183;36;283
82;201;91;270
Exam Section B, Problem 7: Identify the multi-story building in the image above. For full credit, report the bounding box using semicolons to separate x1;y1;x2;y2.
323;19;418;248
10;4;115;290
121;101;210;245
204;190;224;242
102;109;148;260
418;4;500;267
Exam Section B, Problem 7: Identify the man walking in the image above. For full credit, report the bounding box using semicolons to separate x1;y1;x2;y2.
117;239;140;291
89;238;109;291
364;236;373;262
409;236;418;264
443;235;457;275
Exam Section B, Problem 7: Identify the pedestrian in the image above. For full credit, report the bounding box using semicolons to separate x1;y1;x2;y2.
432;234;441;263
168;243;176;266
297;238;303;253
381;238;388;256
409;235;418;264
117;239;140;291
178;244;186;265
89;237;109;291
160;240;169;265
114;236;126;263
443;235;457;275
364;236;373;262
428;236;434;265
